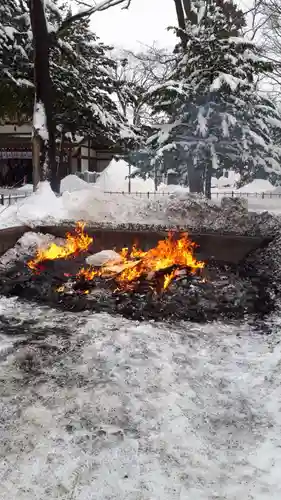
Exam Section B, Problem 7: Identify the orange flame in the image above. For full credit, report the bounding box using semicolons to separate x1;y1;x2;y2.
114;232;204;290
76;232;204;292
163;269;177;290
27;222;93;270
28;224;204;293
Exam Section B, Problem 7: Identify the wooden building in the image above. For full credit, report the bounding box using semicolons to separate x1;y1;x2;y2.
0;122;118;186
71;137;118;175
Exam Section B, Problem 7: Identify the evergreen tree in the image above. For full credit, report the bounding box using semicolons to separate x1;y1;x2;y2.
0;0;32;121
132;0;281;196
0;0;135;145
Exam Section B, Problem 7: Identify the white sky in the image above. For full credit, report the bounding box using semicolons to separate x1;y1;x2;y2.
92;0;178;50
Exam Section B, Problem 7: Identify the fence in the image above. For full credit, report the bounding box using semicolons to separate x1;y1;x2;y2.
1;188;281;205
213;191;281;199
104;190;281;199
0;192;31;206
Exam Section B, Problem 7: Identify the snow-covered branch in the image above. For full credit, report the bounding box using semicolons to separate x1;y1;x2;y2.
57;0;132;36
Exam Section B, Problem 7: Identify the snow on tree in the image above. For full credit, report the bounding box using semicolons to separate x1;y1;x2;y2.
0;0;32;121
131;0;281;197
50;12;136;145
0;0;136;191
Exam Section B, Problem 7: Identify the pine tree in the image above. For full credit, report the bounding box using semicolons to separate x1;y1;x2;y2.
132;0;281;197
50;14;134;145
0;0;135;146
0;0;32;121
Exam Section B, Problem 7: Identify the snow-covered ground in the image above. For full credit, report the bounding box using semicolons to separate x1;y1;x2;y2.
1;158;281;227
1;166;281;498
0;296;281;499
2;163;281;230
1;176;281;231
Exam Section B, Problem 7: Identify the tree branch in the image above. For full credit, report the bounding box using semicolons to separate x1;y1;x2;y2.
57;0;132;36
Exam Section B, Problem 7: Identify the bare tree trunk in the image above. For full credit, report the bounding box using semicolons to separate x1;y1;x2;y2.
154;163;159;191
205;158;212;199
128;163;131;193
57;128;66;184
187;162;204;193
174;0;187;47
182;0;197;23
32;133;41;191
29;0;58;193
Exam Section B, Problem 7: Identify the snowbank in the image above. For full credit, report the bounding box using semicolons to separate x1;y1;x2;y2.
158;184;189;193
0;180;280;236
95;158;155;192
269;185;281;195
62;187;145;223
18;184;33;192
60;174;91;193
0;182;66;228
212;171;240;189
237;179;274;193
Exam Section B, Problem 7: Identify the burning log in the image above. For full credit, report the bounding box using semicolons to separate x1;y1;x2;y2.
27;221;92;271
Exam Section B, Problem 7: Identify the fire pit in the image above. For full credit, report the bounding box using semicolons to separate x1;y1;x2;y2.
0;222;275;322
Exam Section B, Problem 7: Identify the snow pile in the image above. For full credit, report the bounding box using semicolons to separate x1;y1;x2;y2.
60;174;91;193
0;182;66;228
237;179;274;193
212;171;240;189
1;296;281;498
96;158;155;192
269;185;281;195
0;180;280;236
62;187;146;223
18;184;33;193
158;184;189;193
136;192;280;235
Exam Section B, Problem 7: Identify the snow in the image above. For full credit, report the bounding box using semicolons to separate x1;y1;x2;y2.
18;184;33;192
95;159;155;192
269;185;281;195
1;179;281;232
0;181;66;228
0;231;62;270
33;100;48;141
1;295;281;498
3;26;17;41
236;179;274;193
60;174;91;193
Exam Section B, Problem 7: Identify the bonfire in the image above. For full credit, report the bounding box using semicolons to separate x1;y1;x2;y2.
27;222;205;294
0;222;272;322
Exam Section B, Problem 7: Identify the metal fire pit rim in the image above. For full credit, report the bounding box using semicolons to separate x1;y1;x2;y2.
36;221;275;240
0;223;273;265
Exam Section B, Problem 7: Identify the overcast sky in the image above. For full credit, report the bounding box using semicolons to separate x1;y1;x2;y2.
91;0;252;50
92;0;178;50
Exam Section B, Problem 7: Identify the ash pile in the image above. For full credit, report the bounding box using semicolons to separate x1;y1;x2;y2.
0;222;274;323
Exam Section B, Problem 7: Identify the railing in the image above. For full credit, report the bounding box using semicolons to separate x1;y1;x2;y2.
1;188;281;206
213;191;281;199
0;192;30;206
104;190;281;199
104;191;179;198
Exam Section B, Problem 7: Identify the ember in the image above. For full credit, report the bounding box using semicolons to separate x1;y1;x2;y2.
28;222;92;271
